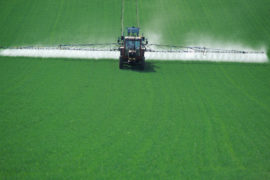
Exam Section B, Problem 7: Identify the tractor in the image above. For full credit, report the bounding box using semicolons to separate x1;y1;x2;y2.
118;27;148;70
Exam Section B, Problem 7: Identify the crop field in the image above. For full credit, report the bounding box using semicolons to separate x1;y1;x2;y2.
0;0;270;179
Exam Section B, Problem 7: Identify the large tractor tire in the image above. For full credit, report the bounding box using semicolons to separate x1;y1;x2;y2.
119;57;124;69
140;57;145;70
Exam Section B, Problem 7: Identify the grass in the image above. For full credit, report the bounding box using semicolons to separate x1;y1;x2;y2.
1;57;270;179
0;0;269;48
0;0;270;179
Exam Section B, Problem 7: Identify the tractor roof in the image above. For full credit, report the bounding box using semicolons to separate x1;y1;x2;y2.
127;27;140;36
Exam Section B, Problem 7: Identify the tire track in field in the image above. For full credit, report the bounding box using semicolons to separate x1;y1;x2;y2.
158;0;174;43
185;64;218;172
49;0;65;43
187;64;245;171
7;0;35;45
213;64;263;169
157;67;191;176
242;1;270;44
0;1;17;43
246;66;270;90
244;69;270;139
168;69;193;175
220;65;270;152
215;65;269;168
198;0;212;31
245;67;270;119
170;0;184;44
212;65;254;168
220;66;270;114
19;1;37;43
180;64;205;177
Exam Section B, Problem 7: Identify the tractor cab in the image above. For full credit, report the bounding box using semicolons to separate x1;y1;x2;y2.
118;27;148;70
125;37;141;58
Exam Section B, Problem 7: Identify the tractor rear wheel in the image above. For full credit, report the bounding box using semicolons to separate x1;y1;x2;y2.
140;57;145;70
119;57;124;69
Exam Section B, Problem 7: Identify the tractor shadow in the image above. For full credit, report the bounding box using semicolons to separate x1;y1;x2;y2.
128;62;158;73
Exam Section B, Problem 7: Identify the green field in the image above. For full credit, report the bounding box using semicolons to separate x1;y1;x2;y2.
0;0;270;179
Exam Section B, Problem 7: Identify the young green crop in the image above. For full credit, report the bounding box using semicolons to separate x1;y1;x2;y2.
0;0;269;179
